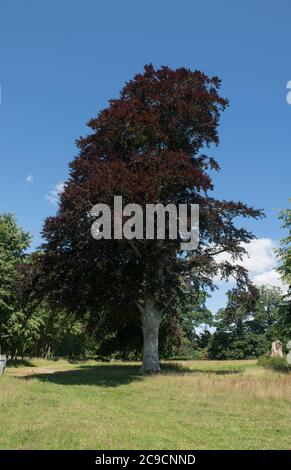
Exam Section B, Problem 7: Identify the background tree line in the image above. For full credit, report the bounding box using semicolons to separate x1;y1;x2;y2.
0;207;289;361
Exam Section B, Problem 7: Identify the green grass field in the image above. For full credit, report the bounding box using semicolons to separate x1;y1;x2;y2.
1;359;291;450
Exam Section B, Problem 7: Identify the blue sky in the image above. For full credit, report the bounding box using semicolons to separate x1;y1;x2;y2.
0;0;290;312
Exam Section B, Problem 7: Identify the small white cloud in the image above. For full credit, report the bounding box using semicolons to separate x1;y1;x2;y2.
240;238;278;275
26;174;34;183
215;238;287;291
252;269;287;292
45;182;65;205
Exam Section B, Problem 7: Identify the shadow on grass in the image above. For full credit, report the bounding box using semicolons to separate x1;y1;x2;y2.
22;364;142;388
162;362;242;376
6;359;36;368
21;362;241;388
199;369;241;375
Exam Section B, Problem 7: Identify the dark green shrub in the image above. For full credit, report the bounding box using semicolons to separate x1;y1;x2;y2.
257;354;289;372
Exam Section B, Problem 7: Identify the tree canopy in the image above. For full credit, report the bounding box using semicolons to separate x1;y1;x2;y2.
0;214;31;354
277;202;291;290
209;286;285;359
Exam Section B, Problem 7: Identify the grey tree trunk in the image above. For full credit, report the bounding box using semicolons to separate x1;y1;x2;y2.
139;300;162;375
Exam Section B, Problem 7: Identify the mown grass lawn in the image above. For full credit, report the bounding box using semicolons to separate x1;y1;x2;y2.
1;359;291;449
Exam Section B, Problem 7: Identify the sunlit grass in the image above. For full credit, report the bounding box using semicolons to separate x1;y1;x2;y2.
1;359;291;449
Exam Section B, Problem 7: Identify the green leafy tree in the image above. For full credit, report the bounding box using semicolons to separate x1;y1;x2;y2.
252;286;285;340
0;214;31;355
209;286;284;359
175;290;213;356
276;202;291;337
277;202;291;288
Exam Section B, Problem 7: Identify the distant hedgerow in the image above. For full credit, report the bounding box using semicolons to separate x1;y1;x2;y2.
257;354;289;372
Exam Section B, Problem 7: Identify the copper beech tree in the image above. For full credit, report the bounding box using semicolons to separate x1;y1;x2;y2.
31;65;263;374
